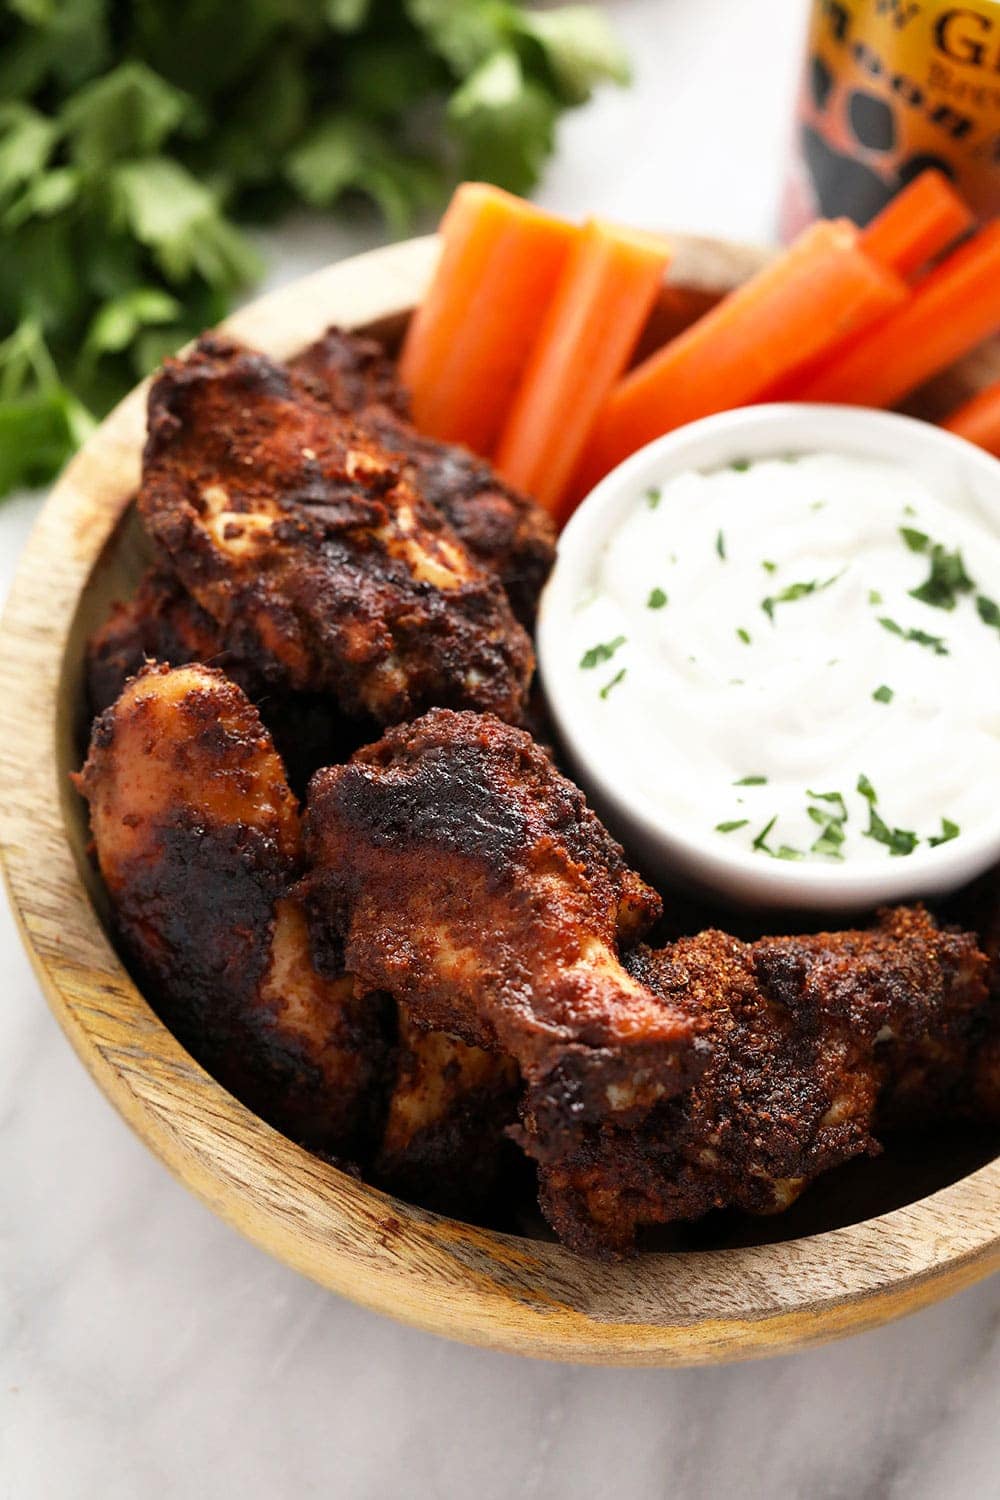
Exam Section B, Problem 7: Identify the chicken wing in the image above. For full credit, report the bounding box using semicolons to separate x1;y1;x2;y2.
85;567;375;796
530;906;987;1256
375;1007;520;1216
289;328;556;624
303;708;702;1132
138;335;533;725
74;662;392;1157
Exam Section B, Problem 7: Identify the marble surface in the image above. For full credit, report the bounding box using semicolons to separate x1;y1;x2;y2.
2;2;998;1496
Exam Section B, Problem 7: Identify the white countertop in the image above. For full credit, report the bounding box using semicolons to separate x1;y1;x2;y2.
2;2;997;1495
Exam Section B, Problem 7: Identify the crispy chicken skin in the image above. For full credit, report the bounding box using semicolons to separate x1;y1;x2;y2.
303;709;702;1129
289;328;556;623
85;567;376;796
376;1007;520;1216
74;663;392;1157
138;335;533;725
531;906;987;1256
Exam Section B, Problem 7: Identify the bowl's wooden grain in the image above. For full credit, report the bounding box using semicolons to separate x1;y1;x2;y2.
1;234;998;1366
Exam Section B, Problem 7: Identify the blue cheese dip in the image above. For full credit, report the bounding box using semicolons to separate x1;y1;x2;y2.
555;451;1000;866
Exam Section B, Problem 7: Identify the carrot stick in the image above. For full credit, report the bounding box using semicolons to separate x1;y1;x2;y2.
797;222;1000;408
575;220;908;491
494;219;672;520
398;183;577;455
861;170;974;280
941;378;1000;457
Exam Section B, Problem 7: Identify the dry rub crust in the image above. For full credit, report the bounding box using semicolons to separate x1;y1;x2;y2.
289;328;556;624
84;567;376;796
531;906;988;1257
74;663;392;1157
138;335;534;725
303;708;702;1133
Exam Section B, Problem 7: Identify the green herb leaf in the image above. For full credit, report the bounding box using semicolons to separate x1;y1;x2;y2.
872;683;894;704
580;635;626;670
734;775;767;786
762;571;843;622
761;559;777;574
736;626;751;645
877;617;949;655
929;817;960;847
645;485;661;509
752;815;778;852
715;819;749;833
729;458;750;472
977;594;1000;630
715;529;726;560
900;526;930;553
599;666;626;699
646;587;667;610
908;543;974;611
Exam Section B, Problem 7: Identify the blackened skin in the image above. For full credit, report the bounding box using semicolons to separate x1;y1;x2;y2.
531;907;987;1258
375;1004;520;1217
74;662;393;1159
289;328;557;625
302;709;702;1140
85;567;376;796
139;335;534;725
910;869;1000;1127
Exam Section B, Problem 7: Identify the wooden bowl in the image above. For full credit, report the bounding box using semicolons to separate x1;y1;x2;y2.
1;234;998;1367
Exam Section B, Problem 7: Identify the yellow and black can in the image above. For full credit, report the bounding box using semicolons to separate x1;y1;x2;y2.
783;1;1000;235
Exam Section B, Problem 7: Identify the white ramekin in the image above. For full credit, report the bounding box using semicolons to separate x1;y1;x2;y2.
538;403;1000;912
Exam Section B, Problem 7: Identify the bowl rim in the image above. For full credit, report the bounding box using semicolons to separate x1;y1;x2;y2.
0;232;997;1367
538;402;1000;912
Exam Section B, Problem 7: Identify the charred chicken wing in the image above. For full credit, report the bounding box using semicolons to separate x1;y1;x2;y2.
75;663;392;1157
303;709;702;1129
530;906;987;1256
290;328;556;622
138;336;533;725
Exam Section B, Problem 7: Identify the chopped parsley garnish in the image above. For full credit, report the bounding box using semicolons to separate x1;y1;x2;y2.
716;529;727;560
715;819;749;833
929;817;960;847
977;594;1000;631
761;559;777;574
868;589;883;606
809;500;826;511
749;817;802;859
900;526;930;553
580;635;626;669
599;667;626;700
909;544;973;610
734;775;768;785
872;684;894;704
806;788;848;860
752;815;778;851
730;458;751;473
647;587;668;610
856;773;919;857
877;617;949;655
645;486;662;509
762;571;843;622
736;627;751;645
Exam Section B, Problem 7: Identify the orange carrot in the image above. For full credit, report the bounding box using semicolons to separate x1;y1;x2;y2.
942;378;1000;457
861;170;974;280
494;220;671;520
398;183;577;455
575;220;908;491
797;222;1000;408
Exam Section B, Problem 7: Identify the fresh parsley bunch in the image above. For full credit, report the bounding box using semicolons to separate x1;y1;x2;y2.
0;0;628;495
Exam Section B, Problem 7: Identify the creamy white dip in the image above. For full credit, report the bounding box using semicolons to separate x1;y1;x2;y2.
557;451;1000;865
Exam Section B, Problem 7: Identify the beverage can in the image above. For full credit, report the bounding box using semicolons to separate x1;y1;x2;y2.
783;1;1000;237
